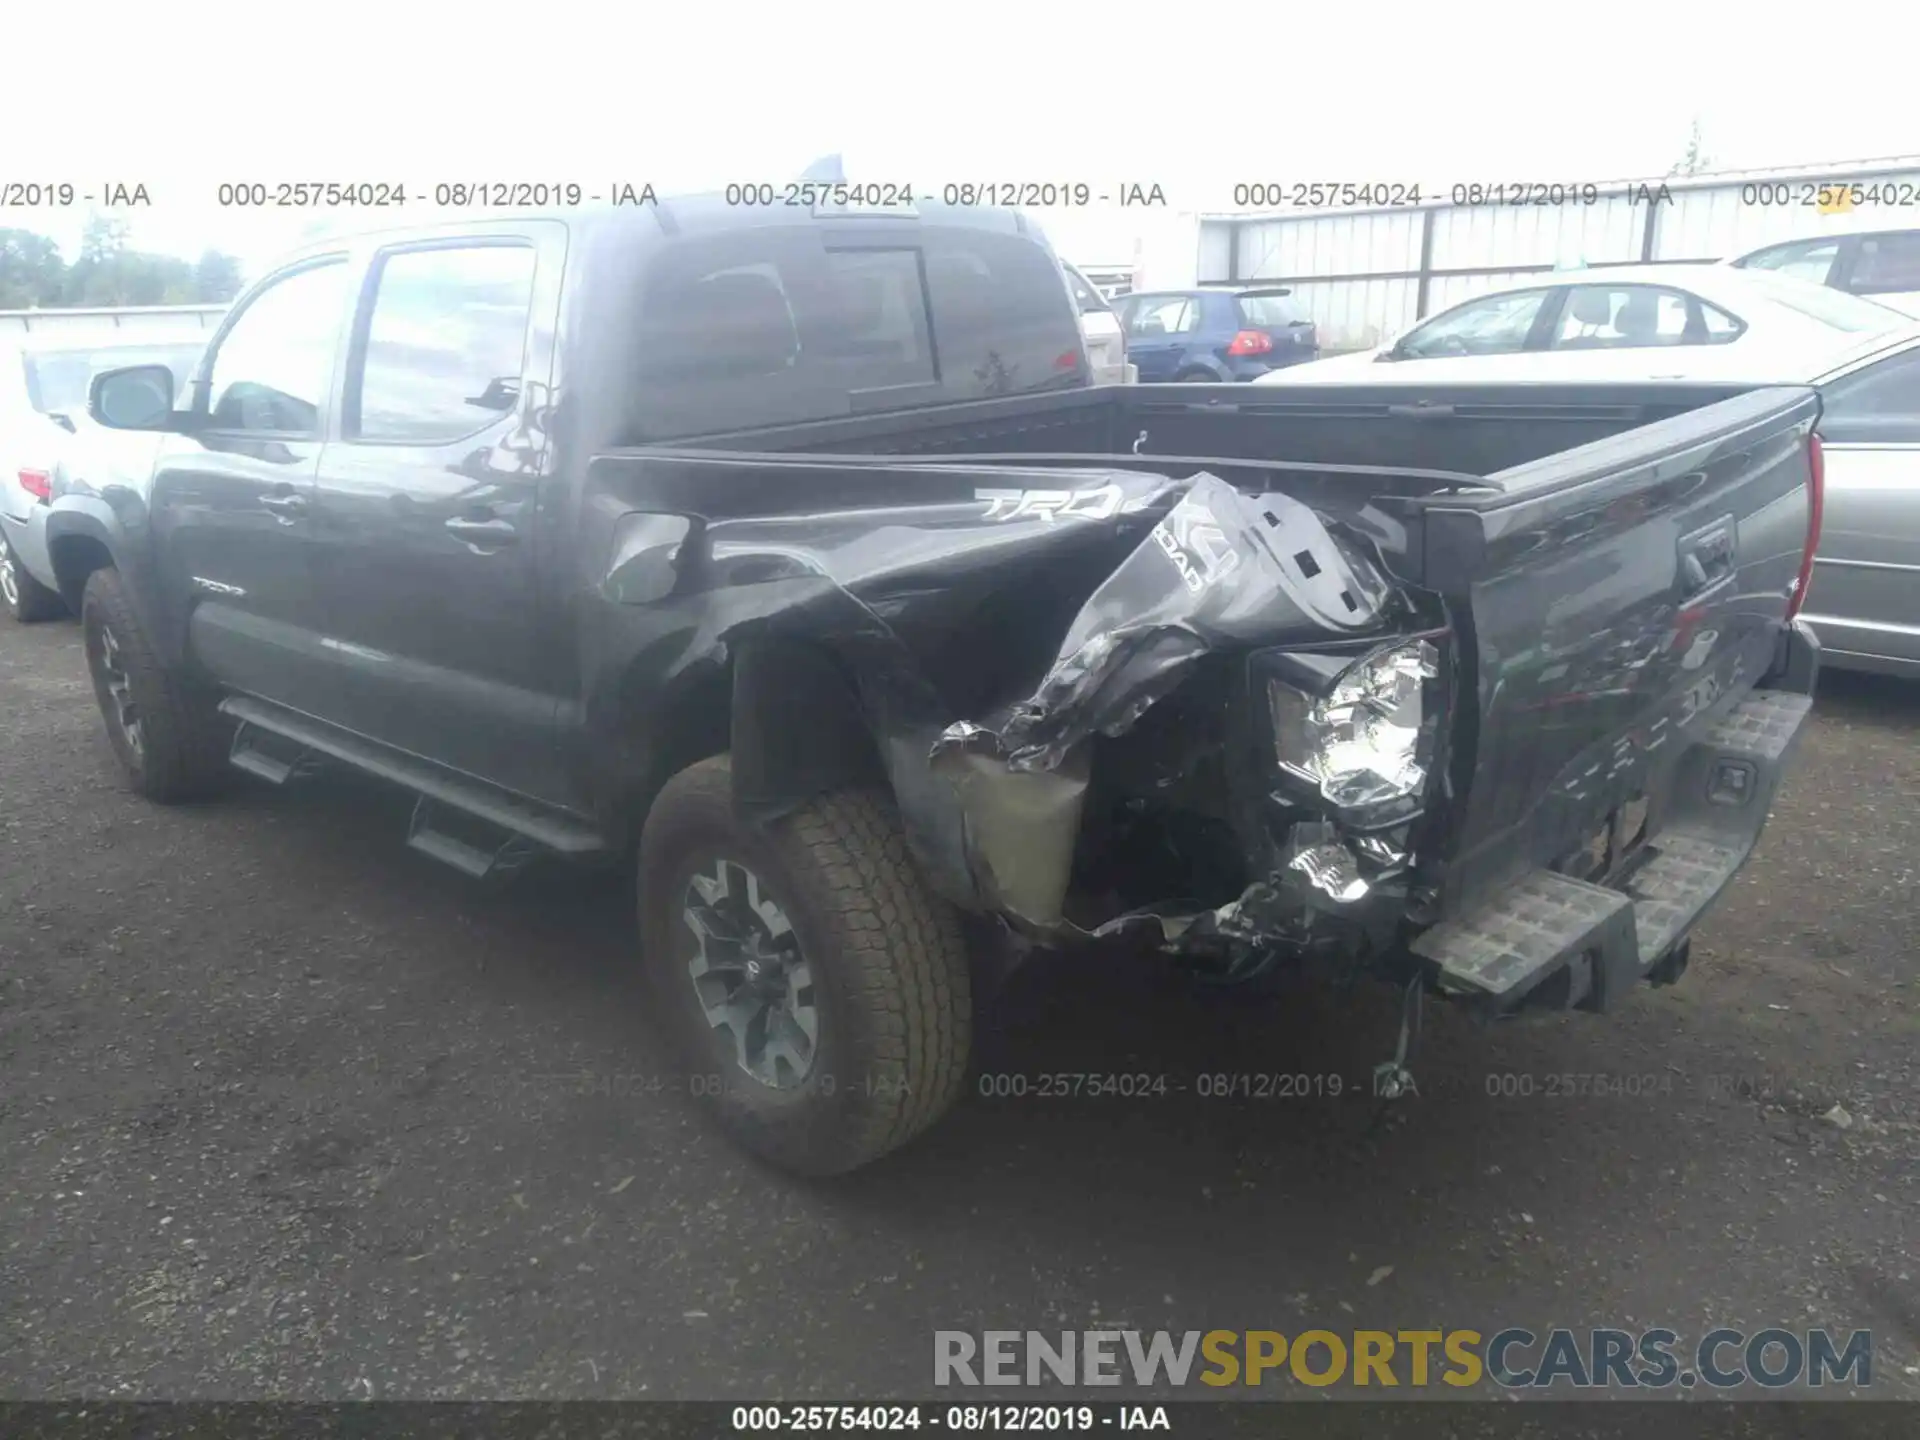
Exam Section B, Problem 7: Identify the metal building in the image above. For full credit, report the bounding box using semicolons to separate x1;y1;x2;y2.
1193;155;1920;352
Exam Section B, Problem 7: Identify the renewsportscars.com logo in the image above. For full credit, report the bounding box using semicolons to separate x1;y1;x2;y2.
933;1328;1874;1390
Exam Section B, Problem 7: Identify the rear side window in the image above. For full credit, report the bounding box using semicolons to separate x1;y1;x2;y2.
1548;285;1742;349
349;244;538;443
1850;232;1920;295
1236;292;1305;327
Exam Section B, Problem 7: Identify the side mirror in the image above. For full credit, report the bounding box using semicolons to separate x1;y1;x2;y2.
89;364;179;431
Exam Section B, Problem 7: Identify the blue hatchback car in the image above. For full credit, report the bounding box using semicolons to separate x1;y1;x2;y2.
1113;286;1319;381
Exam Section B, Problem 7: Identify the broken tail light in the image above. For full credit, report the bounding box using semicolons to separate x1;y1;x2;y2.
1265;638;1442;822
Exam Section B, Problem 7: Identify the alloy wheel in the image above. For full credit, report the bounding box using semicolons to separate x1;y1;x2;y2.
682;857;818;1089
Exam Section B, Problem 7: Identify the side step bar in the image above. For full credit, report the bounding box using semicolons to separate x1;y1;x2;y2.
219;696;607;870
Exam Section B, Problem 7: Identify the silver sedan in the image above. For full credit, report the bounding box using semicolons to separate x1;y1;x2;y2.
1804;326;1920;676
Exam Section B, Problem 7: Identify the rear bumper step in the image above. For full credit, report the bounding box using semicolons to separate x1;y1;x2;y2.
1413;687;1813;1012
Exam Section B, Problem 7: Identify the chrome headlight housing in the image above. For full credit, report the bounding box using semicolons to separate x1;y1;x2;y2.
1267;639;1440;817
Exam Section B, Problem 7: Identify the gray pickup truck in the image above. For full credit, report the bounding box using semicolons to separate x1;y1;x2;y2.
58;195;1821;1174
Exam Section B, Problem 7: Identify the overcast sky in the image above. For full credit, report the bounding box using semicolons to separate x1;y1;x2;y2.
8;0;1919;278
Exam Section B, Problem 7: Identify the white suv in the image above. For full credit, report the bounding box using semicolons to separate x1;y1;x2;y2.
1061;261;1133;384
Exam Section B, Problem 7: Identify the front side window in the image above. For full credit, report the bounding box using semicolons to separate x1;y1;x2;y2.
1398;289;1548;359
1849;232;1920;295
207;260;349;435
1549;285;1742;350
351;244;537;443
1737;238;1841;286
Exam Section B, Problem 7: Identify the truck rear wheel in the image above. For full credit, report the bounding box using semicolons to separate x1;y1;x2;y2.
638;756;972;1176
81;567;229;803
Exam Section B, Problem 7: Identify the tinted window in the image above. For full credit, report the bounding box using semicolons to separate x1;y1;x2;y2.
1738;238;1841;285
208;261;349;434
921;229;1085;397
1126;297;1196;336
1399;289;1547;359
820;248;934;389
1236;292;1305;326
1850;232;1920;295
1549;285;1742;350
23;342;202;415
621;224;1082;441
350;245;537;443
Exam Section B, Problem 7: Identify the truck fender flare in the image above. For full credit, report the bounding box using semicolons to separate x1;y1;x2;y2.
728;637;884;821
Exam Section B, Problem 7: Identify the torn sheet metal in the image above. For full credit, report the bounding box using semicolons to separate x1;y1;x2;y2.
934;471;1396;773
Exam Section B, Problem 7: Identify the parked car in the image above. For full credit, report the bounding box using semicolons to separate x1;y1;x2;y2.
1729;228;1920;319
1;338;203;622
1798;325;1920;676
1257;264;1905;386
61;196;1819;1176
1061;260;1132;384
1113;286;1318;380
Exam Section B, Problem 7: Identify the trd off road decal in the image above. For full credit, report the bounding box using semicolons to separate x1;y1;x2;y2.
1151;502;1240;594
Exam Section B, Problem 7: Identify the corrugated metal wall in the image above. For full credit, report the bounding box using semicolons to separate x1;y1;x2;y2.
1201;158;1920;351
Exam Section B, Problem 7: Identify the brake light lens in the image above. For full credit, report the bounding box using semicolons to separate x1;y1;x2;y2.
1226;329;1274;356
1785;431;1824;621
19;469;51;504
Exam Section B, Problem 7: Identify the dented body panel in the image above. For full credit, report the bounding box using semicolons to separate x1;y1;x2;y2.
565;378;1822;999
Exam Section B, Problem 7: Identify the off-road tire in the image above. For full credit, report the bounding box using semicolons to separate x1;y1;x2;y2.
81;567;229;803
638;755;973;1176
1;534;66;622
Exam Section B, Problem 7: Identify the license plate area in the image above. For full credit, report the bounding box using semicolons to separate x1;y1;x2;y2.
1553;794;1651;884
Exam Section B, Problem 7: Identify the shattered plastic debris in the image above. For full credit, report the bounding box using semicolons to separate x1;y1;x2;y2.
933;472;1391;773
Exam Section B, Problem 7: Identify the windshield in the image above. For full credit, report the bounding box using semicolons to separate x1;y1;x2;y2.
1236;292;1306;326
1735;272;1907;335
1061;264;1114;316
22;342;204;416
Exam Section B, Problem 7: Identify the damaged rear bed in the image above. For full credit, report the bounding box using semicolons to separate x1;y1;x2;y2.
588;378;1823;1024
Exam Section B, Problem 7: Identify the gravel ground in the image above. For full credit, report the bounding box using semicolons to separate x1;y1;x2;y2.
2;616;1916;1403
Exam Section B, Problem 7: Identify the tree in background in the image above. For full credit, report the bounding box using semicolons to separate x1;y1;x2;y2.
0;230;68;308
0;218;245;309
1669;118;1713;178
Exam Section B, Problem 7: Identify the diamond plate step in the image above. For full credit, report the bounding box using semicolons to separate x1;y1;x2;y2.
1700;690;1812;762
1626;828;1746;964
1413;870;1636;1001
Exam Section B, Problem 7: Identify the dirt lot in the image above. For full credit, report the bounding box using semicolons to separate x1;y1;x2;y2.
2;616;1916;1402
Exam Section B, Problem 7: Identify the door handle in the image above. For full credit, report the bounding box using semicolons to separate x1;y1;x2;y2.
445;516;519;545
259;493;307;521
